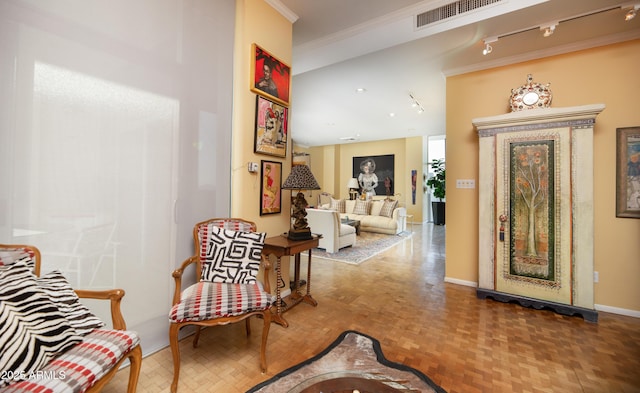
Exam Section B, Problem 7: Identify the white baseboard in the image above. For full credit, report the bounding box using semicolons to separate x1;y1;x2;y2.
444;277;477;287
445;278;639;319
595;304;640;318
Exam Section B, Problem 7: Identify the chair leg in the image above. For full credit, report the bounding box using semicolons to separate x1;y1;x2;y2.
125;345;142;393
169;323;181;393
245;317;251;337
192;326;202;348
259;311;271;373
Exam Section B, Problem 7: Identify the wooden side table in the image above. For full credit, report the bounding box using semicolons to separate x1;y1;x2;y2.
262;234;320;327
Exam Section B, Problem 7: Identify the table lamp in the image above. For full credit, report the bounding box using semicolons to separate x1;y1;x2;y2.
282;164;321;240
347;178;359;200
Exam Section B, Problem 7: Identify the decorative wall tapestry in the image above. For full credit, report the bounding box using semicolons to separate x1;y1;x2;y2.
411;169;417;204
254;95;288;158
616;126;640;218
260;160;281;215
352;154;394;198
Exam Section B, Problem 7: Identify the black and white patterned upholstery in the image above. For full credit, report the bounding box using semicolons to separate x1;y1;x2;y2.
198;224;266;284
37;270;106;335
0;262;83;387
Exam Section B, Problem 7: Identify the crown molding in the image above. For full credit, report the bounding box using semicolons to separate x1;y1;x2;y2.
264;0;298;23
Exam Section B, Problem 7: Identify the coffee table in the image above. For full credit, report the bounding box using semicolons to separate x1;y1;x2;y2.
341;218;361;235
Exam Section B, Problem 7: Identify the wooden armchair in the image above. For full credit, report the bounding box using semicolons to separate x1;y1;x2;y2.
0;244;141;393
168;219;272;393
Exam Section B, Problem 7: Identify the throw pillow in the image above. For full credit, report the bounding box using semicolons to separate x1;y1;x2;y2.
379;199;398;217
0;262;82;387
353;199;371;215
199;225;266;284
329;198;346;213
37;270;106;336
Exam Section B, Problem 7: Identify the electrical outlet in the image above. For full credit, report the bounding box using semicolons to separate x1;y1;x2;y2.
456;179;476;189
594;271;599;283
248;162;259;173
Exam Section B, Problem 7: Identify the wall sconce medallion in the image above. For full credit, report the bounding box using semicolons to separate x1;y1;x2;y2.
509;74;552;112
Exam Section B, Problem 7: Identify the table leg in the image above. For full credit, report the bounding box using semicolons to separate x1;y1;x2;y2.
271;255;288;327
302;248;317;307
290;253;302;300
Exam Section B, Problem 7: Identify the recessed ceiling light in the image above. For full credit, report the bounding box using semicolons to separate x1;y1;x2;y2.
389;112;396;117
355;88;367;93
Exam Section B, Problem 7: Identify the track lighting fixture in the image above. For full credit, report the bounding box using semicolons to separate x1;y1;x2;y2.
409;93;425;114
540;23;557;37
482;37;498;55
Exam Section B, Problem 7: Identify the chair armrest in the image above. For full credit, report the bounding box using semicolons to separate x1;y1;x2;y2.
171;255;198;306
75;288;128;330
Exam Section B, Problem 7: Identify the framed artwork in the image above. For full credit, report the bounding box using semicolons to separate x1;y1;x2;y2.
616;126;640;218
254;95;288;158
251;43;291;106
260;160;282;215
352;154;395;197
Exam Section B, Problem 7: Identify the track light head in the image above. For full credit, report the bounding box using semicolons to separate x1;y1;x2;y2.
482;37;498;55
540;22;557;37
622;3;640;21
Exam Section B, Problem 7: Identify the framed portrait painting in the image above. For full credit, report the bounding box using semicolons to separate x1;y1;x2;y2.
255;95;288;158
251;43;291;106
260;160;282;215
616;126;640;218
352;154;395;197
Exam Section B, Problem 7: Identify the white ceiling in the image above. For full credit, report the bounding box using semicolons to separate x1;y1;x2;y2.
275;0;640;147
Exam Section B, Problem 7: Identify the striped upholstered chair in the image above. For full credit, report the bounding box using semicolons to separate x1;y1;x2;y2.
168;218;272;393
0;244;142;392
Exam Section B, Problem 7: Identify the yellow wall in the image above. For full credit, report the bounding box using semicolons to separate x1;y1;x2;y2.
302;138;425;221
446;39;640;312
232;0;293;291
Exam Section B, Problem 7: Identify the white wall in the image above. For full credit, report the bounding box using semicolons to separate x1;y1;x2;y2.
0;0;235;356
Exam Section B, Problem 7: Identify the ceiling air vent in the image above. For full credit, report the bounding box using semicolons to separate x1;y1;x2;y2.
416;0;503;28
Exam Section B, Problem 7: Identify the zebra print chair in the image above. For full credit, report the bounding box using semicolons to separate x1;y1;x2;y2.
168;218;272;393
0;243;142;393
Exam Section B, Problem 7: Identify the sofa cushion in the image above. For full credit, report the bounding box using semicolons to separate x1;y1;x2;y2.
0;262;83;387
353;200;371;215
379;199;398;217
169;281;271;322
3;329;140;393
199;225;266;284
37;270;106;336
329;198;345;213
339;223;357;236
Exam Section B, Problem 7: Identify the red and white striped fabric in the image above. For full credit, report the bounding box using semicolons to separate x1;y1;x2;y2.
169;281;271;322
2;329;140;393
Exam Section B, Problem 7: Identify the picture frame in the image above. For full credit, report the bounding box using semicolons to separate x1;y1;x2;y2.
616;126;640;218
254;95;288;158
352;154;395;197
251;43;291;106
260;160;282;215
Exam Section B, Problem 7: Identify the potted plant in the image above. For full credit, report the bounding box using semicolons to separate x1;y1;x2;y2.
426;159;445;225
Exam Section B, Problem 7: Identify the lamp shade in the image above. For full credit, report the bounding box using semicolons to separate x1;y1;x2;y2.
347;178;359;189
282;164;321;190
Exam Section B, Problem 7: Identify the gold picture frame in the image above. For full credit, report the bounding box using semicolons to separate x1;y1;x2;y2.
251;44;291;106
616;126;640;218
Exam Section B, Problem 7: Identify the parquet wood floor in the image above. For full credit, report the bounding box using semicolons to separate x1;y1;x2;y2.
103;224;640;393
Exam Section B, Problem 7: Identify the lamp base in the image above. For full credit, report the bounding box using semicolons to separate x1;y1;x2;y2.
287;228;313;240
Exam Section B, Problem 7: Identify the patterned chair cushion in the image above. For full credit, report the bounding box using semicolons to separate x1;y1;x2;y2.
353;199;371;215
2;329;140;393
37;271;106;336
199;225;266;284
169;281;272;322
329;198;346;213
0;262;83;387
0;247;36;270
379;199;398;218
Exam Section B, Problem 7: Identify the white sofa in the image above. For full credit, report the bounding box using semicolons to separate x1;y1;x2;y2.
321;198;406;235
306;208;357;253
